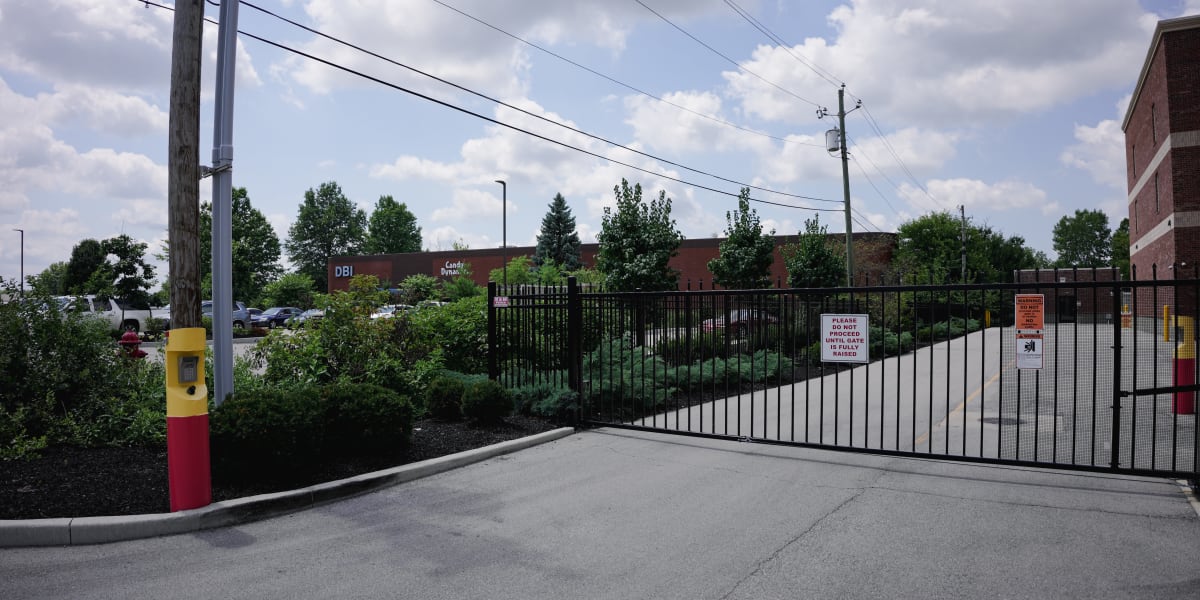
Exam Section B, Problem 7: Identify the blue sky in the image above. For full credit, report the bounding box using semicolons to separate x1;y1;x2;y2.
2;0;1198;285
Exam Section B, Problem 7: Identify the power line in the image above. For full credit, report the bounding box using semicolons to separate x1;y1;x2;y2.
634;0;822;109
848;152;903;219
428;0;826;149
231;0;838;204
143;0;843;213
855;105;942;207
721;0;843;88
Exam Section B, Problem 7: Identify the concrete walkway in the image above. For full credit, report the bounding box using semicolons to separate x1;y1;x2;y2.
2;428;1198;599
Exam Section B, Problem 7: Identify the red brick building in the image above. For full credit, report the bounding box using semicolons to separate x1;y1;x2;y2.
327;232;897;292
1123;14;1200;281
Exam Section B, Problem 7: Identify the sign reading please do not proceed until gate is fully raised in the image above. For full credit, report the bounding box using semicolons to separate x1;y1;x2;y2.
821;314;870;363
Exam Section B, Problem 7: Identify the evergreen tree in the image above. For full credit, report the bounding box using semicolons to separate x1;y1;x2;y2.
285;181;367;292
533;193;582;270
596;179;684;292
365;195;422;254
781;215;844;288
707;188;775;289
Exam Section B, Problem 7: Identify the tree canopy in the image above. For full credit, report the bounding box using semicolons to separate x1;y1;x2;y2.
781;215;844;288
365;195;422;255
1052;209;1111;268
892;211;1045;283
200;187;282;303
532;193;582;270
1111;218;1130;280
708;188;775;289
286;181;367;292
596;179;685;291
64;239;106;294
62;235;156;305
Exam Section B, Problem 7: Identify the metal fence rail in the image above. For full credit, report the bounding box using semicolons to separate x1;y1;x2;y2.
488;272;1200;482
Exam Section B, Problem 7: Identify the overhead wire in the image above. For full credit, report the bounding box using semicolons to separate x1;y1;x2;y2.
721;0;843;88
634;0;823;109
144;0;843;212
428;0;826;149
227;0;838;204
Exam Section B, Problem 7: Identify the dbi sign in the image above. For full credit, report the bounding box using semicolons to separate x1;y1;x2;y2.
334;266;354;278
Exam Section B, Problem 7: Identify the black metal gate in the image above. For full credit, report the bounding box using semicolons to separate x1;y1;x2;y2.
488;272;1200;482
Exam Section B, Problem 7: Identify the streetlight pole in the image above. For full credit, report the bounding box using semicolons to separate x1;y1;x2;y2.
12;229;23;295
495;179;507;286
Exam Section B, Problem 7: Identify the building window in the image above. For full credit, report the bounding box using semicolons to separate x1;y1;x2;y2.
1152;104;1157;144
1155;171;1160;214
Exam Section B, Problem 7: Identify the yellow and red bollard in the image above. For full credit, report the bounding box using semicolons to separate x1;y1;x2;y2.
1174;316;1196;415
165;327;211;511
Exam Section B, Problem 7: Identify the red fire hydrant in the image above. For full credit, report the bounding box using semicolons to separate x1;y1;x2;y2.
118;330;148;359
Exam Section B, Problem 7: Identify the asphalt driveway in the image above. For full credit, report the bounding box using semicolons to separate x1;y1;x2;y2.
2;428;1198;599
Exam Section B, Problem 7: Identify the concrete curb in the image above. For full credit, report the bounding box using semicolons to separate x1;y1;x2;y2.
0;427;575;548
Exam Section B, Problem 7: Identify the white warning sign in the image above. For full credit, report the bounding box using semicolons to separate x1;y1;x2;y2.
821;314;870;363
1016;332;1043;370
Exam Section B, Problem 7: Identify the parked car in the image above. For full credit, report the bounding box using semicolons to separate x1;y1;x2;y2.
202;300;251;329
53;295;165;333
253;306;304;329
700;309;778;336
288;308;325;329
370;304;412;319
246;307;263;320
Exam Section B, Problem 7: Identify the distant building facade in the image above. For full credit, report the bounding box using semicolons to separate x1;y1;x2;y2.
326;232;898;293
1123;14;1200;281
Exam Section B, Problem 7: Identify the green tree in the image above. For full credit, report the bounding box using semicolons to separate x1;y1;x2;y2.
102;234;156;307
28;262;68;296
596;179;684;291
532;193;582;270
365;195;422;255
398;273;440;304
707;188;774;289
894;211;1046;283
975;226;1049;283
781;215;844;288
443;264;482;301
286;181;367;292
490;256;537;286
1111;217;1130;280
261;272;316;308
1052;209;1111;268
200;188;283;303
64;239;106;294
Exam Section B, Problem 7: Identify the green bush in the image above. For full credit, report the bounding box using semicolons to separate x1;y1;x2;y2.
425;376;466;421
509;380;577;421
210;385;324;482
320;382;413;456
461;379;513;425
583;336;675;417
654;331;727;366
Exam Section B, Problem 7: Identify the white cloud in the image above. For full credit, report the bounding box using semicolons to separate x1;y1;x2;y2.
1060;95;1130;190
431;188;508;222
899;178;1058;215
624;91;771;155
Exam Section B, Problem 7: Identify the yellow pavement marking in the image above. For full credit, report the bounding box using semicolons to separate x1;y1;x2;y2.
914;369;1002;446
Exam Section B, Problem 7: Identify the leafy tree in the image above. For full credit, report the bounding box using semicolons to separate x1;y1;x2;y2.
532;193;582;270
1052;209;1111;268
28;262;68;296
781;215;844;288
894;211;1047;283
974;227;1049;283
200;188;283;304
64;239;106;294
365;195;422;255
490;256;537;286
536;258;565;286
1111;217;1130;280
596;179;684;291
707;188;774;289
102;234;156;308
398;273;440;304
261;272;316;308
286;181;367;292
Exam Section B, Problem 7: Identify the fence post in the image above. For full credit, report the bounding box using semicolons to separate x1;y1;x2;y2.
1110;277;1123;469
567;276;582;408
488;281;498;381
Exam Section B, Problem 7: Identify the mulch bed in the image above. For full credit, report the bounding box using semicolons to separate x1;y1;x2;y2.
0;416;559;520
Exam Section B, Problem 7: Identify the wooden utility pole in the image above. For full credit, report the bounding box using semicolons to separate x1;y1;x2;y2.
167;0;204;329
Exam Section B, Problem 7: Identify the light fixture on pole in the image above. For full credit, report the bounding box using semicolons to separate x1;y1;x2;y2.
495;179;507;286
12;228;23;295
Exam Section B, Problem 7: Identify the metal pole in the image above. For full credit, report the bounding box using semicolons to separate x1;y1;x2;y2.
211;0;240;407
838;86;853;286
495;179;507;286
12;229;22;294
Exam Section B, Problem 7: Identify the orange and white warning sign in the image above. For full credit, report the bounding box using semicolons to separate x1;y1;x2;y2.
1015;294;1044;331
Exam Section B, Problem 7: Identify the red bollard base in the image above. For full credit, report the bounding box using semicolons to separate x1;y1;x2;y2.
167;414;211;511
1174;357;1195;415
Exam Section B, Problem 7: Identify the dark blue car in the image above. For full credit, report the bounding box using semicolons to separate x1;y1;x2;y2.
252;306;303;329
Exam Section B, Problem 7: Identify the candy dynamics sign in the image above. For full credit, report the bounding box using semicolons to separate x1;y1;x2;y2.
440;260;466;277
821;314;870;363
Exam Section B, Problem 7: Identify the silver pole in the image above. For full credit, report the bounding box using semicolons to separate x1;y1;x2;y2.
495;180;507;286
211;0;239;406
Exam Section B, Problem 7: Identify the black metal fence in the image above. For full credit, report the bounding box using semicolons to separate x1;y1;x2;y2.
488;271;1200;482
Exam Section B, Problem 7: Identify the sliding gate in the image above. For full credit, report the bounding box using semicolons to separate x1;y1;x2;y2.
488;272;1200;482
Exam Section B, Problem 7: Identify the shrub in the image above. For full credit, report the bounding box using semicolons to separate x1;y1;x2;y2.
461;379;513;425
320;382;414;456
509;380;577;421
425;376;466;421
654;331;727;366
583;336;675;417
210;385;324;482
